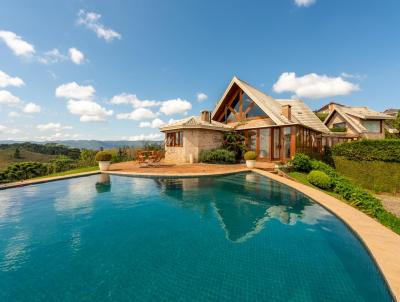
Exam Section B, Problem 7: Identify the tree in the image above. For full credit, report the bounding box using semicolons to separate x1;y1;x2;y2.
14;147;21;159
222;132;247;160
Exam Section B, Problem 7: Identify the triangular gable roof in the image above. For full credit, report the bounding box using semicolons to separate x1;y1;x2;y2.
324;107;365;133
211;76;290;125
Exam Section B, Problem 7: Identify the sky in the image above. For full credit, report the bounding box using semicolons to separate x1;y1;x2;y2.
0;0;400;141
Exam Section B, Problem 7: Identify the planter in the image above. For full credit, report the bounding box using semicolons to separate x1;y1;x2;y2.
98;161;111;171
246;160;256;169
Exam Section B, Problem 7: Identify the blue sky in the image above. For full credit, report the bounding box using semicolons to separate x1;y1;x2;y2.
0;0;399;141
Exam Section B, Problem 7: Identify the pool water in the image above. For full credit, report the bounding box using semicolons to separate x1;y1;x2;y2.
0;173;393;301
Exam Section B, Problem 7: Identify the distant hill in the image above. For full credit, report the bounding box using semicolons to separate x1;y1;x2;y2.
0;140;162;150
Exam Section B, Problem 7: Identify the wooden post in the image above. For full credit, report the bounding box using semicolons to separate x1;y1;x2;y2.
290;126;296;158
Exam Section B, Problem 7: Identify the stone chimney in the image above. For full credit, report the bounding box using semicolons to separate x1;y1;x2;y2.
328;102;335;113
200;110;211;123
281;105;291;121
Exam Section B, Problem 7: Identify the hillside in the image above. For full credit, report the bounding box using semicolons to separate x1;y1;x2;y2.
0;140;162;150
0;147;57;170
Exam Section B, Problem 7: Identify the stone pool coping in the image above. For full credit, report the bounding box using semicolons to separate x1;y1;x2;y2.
253;169;400;301
102;167;250;178
0;170;100;190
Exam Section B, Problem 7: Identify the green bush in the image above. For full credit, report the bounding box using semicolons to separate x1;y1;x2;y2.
199;149;236;164
95;151;112;162
0;162;48;183
307;170;332;189
334;156;400;193
315;112;328;122
332;139;400;162
244;151;256;160
330;126;347;132
310;159;338;178
222;132;247;160
291;153;312;172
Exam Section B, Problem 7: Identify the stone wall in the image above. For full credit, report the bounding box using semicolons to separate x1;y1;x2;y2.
164;129;224;164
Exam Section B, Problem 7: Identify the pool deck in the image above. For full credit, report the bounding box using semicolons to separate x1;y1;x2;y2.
1;163;399;300
253;169;400;301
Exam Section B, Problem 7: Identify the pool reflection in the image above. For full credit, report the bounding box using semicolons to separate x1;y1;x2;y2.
155;172;327;242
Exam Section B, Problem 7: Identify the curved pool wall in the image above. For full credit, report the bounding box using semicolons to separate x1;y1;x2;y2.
0;172;393;301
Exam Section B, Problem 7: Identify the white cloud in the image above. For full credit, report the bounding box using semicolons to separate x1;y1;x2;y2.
116;107;157;121
109;93;160;108
196;92;208;102
77;10;121;42
0;90;21;106
0;71;25;88
37;132;80;141
36;123;72;131
123;133;163;141
8;111;20;118
23;102;41;113
139;118;165;128
273;72;359;99
55;82;95;100
294;0;316;7
38;48;67;64
0;124;20;134
0;30;35;56
68;48;85;65
67;100;113;122
159;98;192;115
340;72;367;81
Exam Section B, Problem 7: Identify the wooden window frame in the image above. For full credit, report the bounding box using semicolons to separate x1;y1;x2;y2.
166;131;183;147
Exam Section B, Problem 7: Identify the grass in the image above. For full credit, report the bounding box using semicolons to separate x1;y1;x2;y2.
33;166;99;180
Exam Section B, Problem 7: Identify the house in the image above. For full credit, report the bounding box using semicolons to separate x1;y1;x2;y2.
160;76;330;164
383;108;399;117
318;102;395;139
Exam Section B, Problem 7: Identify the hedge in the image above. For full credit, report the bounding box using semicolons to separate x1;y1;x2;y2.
199;149;236;164
334;156;400;193
332;139;400;162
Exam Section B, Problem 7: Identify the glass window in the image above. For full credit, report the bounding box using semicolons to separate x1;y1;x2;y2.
166;131;183;147
259;129;270;159
283;127;291;158
362;120;381;133
248;130;257;151
242;93;265;118
273;128;280;159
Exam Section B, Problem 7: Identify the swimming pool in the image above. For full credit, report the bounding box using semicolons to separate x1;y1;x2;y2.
0;172;393;301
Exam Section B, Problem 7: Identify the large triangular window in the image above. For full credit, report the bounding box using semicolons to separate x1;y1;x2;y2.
224;91;266;122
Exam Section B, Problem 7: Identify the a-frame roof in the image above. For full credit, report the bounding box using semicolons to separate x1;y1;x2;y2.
211;76;330;133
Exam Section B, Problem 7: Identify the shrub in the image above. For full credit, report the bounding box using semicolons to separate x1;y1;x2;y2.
95;151;112;162
321;146;334;166
330;126;347;132
222;132;247;160
310;159;338;178
199;149;236;164
0;162;48;183
307;170;332;189
315;112;328;122
244;151;256;161
291;153;312;172
332;139;400;162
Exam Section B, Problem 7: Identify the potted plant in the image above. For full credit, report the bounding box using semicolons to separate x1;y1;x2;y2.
95;151;112;171
244;151;257;168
